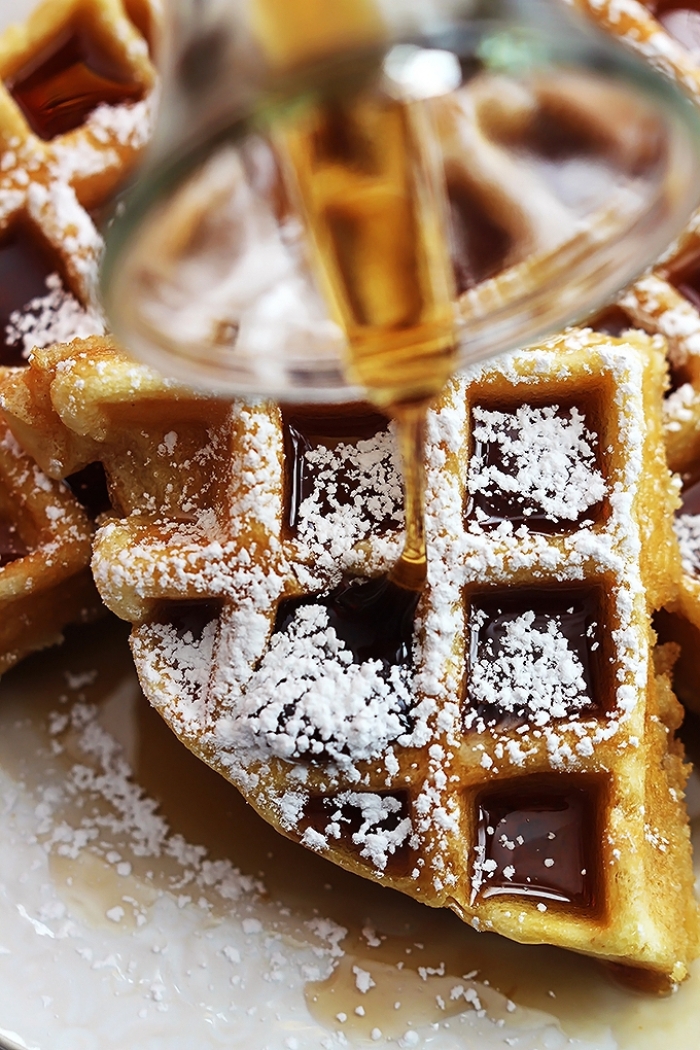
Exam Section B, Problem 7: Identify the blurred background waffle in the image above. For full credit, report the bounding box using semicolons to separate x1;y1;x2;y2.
0;0;157;673
5;329;696;986
0;0;157;367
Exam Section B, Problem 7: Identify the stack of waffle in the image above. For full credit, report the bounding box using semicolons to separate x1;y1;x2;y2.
1;0;700;993
0;0;156;672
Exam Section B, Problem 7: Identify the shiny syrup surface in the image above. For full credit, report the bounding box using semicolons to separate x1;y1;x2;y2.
7;25;143;140
466;401;605;533
475;775;602;911
282;408;397;532
0;223;61;366
0;519;28;567
276;576;419;673
466;586;605;727
152;599;222;641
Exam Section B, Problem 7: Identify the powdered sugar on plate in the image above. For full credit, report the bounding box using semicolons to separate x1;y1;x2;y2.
0;619;639;1050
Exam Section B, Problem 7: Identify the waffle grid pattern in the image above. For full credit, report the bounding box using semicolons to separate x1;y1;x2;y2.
4;331;695;981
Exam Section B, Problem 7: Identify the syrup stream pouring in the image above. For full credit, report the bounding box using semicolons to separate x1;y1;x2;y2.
102;0;700;601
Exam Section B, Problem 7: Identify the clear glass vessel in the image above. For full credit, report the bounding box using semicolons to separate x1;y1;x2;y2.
102;0;700;400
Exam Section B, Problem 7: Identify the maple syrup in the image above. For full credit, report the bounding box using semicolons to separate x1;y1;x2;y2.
271;578;418;761
6;23;143;140
465;585;606;728
0;518;28;567
282;92;458;595
0;221;64;366
474;774;604;912
465;399;607;533
151;599;223;641
301;790;412;874
276;576;419;676
281;406;398;533
65;462;112;519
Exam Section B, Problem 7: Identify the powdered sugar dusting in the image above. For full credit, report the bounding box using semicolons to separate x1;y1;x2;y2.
296;428;403;555
86;332;683;953
6;273;105;357
300;792;414;872
233;604;413;765
468;611;594;727
675;514;700;576
468;404;606;523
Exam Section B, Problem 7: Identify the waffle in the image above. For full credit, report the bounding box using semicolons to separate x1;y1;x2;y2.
568;0;700;713
4;329;696;987
0;0;156;673
0;0;157;368
0;413;97;674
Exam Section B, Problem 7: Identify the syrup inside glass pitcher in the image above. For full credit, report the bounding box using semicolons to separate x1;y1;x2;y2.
102;0;700;627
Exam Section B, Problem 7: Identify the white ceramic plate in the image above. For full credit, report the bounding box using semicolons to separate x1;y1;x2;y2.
0;617;698;1050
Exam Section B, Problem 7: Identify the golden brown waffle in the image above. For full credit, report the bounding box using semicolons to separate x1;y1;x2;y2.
4;329;697;987
0;0;156;673
568;0;700;713
0;335;229;522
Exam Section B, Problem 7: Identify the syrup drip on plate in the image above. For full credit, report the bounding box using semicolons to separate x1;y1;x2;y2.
6;23;143;140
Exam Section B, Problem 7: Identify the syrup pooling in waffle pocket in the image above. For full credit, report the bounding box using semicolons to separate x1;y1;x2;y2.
12;330;683;984
0;0;157;367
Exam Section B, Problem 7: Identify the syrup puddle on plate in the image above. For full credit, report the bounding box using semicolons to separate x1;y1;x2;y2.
0;617;697;1049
